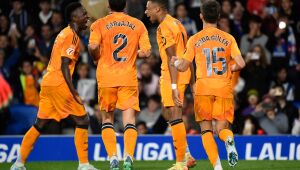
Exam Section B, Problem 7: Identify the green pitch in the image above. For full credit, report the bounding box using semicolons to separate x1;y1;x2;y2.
2;160;300;170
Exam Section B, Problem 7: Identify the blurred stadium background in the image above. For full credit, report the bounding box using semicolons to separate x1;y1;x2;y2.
0;0;300;169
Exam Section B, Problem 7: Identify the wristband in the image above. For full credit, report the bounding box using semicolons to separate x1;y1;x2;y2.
171;84;177;90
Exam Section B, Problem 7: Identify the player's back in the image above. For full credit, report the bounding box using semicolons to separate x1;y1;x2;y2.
157;14;191;84
191;27;240;98
92;13;147;87
41;26;80;87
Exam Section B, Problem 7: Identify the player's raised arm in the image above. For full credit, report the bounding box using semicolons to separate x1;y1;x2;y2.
230;37;246;71
88;22;101;65
138;24;151;58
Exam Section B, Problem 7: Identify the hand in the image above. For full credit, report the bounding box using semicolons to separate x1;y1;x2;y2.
172;88;183;107
170;56;179;66
72;90;83;105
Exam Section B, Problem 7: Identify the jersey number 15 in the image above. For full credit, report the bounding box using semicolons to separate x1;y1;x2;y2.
202;47;227;77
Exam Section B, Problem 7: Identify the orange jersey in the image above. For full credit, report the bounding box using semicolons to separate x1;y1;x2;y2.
157;14;191;84
41;26;80;87
89;12;151;87
184;27;241;98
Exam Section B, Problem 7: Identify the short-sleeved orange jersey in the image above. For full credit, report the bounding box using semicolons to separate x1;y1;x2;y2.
157;14;191;84
41;26;80;87
184;27;241;98
89;12;151;87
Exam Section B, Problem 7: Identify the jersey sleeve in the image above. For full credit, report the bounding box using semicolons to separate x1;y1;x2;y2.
89;21;102;45
183;37;195;62
60;32;77;60
230;36;241;59
139;24;151;52
160;24;176;49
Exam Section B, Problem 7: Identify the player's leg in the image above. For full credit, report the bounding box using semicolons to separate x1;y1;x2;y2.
53;83;97;170
214;96;238;167
195;95;222;170
160;82;187;170
11;118;50;170
180;85;196;168
100;111;119;170
116;86;139;170
199;121;222;170
122;108;137;170
98;87;118;170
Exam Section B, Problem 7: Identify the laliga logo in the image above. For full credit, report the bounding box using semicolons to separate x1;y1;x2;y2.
66;47;75;55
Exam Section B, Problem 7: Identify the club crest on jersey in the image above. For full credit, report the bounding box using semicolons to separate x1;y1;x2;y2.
66;47;75;55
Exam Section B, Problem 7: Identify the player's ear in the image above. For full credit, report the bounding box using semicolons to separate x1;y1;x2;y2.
200;13;203;20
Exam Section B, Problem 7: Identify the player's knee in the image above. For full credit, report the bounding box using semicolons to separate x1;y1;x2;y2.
34;119;49;133
201;129;213;135
74;115;90;128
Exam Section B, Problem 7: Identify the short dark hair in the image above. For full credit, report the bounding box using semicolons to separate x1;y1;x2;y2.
249;15;262;24
109;0;126;12
201;0;221;23
65;2;82;23
149;0;169;10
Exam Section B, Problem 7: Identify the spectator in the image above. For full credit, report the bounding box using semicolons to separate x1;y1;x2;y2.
221;0;233;19
37;0;53;28
241;89;259;117
240;15;271;64
138;95;168;133
232;1;247;42
269;14;297;68
279;0;297;30
174;2;197;37
139;62;159;98
270;67;295;101
136;121;149;134
291;108;300;135
252;101;289;135
19;60;39;107
242;116;257;135
218;15;231;34
241;44;271;96
51;10;63;36
0;14;10;35
269;85;298;132
9;0;31;32
37;24;53;57
75;63;96;104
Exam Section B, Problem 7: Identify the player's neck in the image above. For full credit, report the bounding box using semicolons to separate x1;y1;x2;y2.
70;23;80;34
158;12;168;23
203;22;217;29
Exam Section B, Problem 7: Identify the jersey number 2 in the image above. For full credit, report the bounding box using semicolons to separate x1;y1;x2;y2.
113;34;128;62
202;47;227;77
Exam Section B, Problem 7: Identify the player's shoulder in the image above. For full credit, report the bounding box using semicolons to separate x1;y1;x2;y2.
58;26;76;39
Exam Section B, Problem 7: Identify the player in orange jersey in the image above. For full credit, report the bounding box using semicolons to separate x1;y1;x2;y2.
145;0;196;170
11;3;98;170
173;1;246;170
88;0;151;169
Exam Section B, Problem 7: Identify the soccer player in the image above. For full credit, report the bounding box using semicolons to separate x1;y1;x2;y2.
88;0;151;169
173;0;246;170
145;0;196;169
10;2;98;170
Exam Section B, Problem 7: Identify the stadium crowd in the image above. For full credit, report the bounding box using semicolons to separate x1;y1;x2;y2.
0;0;299;136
